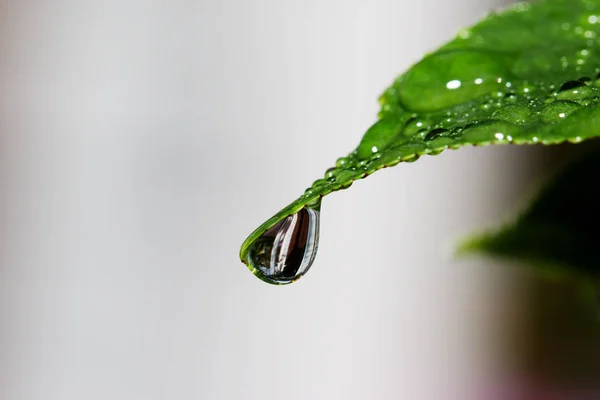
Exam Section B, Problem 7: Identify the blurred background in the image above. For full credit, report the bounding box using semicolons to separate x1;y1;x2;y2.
2;0;595;399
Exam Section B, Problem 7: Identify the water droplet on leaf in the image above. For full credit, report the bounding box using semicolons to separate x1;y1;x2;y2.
403;117;431;137
556;80;596;101
539;101;582;123
559;80;587;91
356;117;404;159
335;157;348;168
324;167;338;179
334;169;358;186
246;204;320;285
396;50;511;112
311;179;328;192
492;104;532;125
425;128;449;141
461;121;521;142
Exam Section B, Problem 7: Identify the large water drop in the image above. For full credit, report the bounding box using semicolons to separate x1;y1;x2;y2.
396;50;511;112
539;101;582;123
246;204;320;285
556;80;596;101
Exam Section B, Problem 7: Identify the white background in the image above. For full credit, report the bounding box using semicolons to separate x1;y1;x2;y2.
0;0;544;399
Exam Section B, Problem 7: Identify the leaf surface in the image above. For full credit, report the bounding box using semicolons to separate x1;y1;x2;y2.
460;146;600;275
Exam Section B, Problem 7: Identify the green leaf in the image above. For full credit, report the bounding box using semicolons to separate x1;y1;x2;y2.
241;0;600;283
459;145;600;275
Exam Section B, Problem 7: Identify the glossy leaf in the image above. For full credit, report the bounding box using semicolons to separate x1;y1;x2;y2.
241;0;600;282
459;146;600;275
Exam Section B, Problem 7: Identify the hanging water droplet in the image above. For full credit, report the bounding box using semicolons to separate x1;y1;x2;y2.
246;204;320;285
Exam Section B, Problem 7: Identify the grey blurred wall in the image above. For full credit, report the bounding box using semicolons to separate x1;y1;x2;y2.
0;0;529;399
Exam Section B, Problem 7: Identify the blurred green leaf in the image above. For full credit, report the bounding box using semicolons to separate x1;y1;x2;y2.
459;146;600;275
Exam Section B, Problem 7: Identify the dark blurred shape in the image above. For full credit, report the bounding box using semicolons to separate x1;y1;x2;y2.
464;140;600;274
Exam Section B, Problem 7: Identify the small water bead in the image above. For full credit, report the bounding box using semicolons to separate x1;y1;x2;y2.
543;96;556;104
403;117;432;137
370;152;382;161
324;167;338;179
449;127;464;137
311;179;329;192
246;204;320;285
581;97;599;106
520;83;536;95
424;128;450;141
457;29;472;40
335;157;348;168
368;143;423;171
428;148;445;155
538;101;582;123
403;154;420;163
334;169;359;186
381;104;393;113
357;117;404;159
492;104;532;125
415;129;429;140
556;82;596;101
428;137;457;149
569;136;583;143
461;121;522;143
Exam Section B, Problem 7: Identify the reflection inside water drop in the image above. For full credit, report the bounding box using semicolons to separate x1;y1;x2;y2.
246;204;320;284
